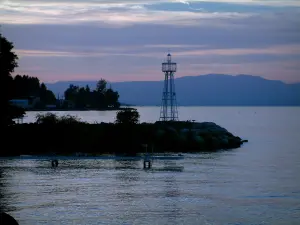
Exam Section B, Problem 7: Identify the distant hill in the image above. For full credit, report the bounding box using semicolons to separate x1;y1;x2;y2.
46;74;300;106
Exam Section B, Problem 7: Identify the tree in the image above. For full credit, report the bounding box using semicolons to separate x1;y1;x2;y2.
13;75;40;98
115;108;140;125
0;33;25;126
1;34;18;101
63;80;120;109
105;88;120;108
64;84;79;102
39;82;56;105
0;34;18;77
96;79;107;94
85;85;90;93
11;75;56;107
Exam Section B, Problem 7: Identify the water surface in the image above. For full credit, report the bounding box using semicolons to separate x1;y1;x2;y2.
1;107;300;224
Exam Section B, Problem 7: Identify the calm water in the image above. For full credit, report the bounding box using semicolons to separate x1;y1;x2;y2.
1;107;300;224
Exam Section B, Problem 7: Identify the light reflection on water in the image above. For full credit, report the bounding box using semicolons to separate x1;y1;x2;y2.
1;107;300;224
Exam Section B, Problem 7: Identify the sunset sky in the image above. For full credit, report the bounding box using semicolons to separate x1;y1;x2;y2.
1;0;300;83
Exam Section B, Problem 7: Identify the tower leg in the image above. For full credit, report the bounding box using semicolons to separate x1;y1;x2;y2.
164;73;168;121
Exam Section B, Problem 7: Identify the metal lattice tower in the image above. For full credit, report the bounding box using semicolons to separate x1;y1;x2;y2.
159;53;179;121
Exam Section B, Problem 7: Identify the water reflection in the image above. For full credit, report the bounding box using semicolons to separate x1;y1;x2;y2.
162;173;181;224
114;160;141;198
1;107;299;224
0;167;17;213
113;160;140;170
155;161;184;172
0;167;5;212
113;161;143;223
115;170;141;183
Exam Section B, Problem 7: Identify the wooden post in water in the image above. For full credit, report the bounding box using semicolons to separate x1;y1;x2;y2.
143;144;152;169
51;159;58;167
143;159;152;169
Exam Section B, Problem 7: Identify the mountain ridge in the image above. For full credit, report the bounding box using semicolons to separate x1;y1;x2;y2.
46;74;300;106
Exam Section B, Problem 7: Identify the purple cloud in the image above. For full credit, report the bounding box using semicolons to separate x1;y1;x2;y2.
0;0;299;83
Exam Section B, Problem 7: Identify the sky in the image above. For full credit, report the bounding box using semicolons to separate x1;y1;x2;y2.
1;0;300;83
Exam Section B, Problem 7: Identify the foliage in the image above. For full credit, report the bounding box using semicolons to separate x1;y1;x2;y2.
0;33;25;126
0;34;18;76
64;80;120;109
35;113;82;125
1;33;57;127
115;108;140;125
35;113;58;124
59;115;82;125
96;79;107;94
1;102;25;126
12;75;56;106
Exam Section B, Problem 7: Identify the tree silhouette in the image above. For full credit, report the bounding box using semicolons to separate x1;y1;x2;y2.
64;80;120;109
0;34;18;76
0;33;25;126
115;108;140;124
39;82;56;105
105;87;120;108
11;75;56;106
96;79;107;94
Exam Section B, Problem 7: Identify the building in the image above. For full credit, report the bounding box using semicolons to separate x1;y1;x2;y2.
9;99;30;109
9;96;42;109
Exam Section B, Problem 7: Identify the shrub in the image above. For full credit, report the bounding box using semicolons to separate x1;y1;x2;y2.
35;113;82;125
36;113;58;124
115;108;140;125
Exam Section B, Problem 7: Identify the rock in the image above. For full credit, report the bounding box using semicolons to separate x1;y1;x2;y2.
219;136;229;146
228;136;242;148
193;135;205;144
0;212;19;225
211;136;221;149
180;128;189;134
178;134;187;142
155;129;165;137
155;121;245;152
192;122;229;133
165;126;177;133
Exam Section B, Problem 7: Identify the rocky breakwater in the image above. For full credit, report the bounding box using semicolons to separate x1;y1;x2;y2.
1;120;247;156
154;121;247;152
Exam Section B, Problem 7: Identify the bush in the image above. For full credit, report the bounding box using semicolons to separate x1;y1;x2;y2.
115;108;140;125
36;113;58;124
35;113;82;125
59;115;82;125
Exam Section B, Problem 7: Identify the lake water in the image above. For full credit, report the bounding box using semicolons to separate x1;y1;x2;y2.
1;107;300;224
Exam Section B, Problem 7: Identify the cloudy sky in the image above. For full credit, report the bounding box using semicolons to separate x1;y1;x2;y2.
1;0;300;83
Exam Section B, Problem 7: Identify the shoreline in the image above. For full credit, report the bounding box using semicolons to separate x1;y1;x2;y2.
2;153;185;160
25;107;132;112
24;105;300;112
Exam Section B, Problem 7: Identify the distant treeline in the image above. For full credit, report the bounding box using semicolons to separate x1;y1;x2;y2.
8;76;121;110
64;79;120;109
9;75;56;106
